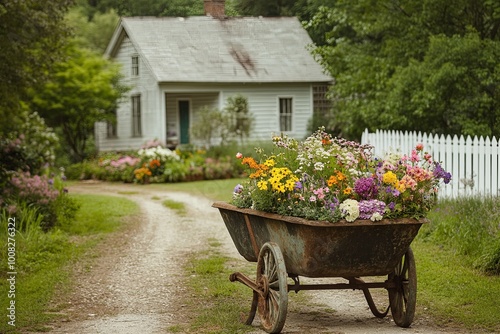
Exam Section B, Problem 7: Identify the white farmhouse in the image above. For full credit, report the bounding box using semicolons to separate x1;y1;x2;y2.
96;0;332;151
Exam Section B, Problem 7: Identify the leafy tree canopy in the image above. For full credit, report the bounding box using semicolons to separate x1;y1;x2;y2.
67;6;120;53
309;0;500;139
81;0;238;17
0;0;74;135
30;44;128;162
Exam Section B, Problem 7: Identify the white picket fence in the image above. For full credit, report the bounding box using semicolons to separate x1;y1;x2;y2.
361;129;500;198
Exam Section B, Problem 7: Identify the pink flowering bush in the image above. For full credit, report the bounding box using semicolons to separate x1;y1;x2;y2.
231;128;451;223
2;171;80;230
99;155;140;182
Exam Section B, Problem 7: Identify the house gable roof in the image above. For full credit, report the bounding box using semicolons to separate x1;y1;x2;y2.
106;16;332;84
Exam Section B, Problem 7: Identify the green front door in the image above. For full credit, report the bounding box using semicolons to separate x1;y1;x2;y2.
179;100;190;144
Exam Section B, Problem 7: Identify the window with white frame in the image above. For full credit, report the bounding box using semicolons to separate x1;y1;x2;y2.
279;98;293;132
131;56;139;76
131;95;141;137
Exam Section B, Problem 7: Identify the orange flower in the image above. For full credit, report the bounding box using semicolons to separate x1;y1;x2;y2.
327;175;338;186
149;159;161;168
242;157;259;169
336;171;346;181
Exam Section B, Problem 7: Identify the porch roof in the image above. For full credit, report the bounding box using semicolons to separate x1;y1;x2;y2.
106;16;332;84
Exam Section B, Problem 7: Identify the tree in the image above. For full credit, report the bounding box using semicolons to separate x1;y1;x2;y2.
66;6;120;53
30;45;128;162
0;0;74;135
190;106;227;147
224;94;253;144
385;33;500;137
191;95;253;147
82;0;238;17
309;0;500;139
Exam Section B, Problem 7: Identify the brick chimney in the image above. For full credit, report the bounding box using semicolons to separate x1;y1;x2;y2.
204;0;225;18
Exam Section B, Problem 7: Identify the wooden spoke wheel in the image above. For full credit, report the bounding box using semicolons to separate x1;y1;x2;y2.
256;242;288;334
388;247;417;328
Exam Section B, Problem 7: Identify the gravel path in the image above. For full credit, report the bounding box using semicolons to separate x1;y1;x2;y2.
42;182;468;334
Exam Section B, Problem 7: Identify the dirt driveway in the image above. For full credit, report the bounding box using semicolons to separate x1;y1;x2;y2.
43;182;467;334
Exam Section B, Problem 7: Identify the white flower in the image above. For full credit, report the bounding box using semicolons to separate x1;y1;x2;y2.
339;199;360;222
313;162;324;171
370;212;383;222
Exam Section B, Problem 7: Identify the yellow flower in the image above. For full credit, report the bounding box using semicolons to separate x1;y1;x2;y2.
382;171;398;186
257;180;268;190
343;187;352;195
264;158;275;167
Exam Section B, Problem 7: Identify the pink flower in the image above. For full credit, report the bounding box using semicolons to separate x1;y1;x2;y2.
416;143;424;151
410;149;420;163
236;152;243;159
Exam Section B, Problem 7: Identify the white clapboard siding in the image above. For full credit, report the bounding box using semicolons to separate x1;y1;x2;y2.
361;129;500;198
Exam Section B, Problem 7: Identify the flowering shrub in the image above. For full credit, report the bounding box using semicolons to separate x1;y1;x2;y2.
231;128;451;223
2;171;80;230
0;110;59;188
134;145;181;182
99;155;140;182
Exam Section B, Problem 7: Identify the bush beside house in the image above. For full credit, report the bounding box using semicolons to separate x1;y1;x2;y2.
66;140;243;183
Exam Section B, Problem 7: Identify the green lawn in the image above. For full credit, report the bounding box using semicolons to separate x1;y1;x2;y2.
0;194;139;333
413;239;500;332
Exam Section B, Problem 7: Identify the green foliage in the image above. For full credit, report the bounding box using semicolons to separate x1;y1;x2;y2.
224;94;253;145
0;110;59;189
0;194;138;332
30;44;128;162
2;172;80;231
309;0;500;139
66;6;120;53
81;0;239;17
0;0;74;133
191;95;254;147
413;240;500;331
385;32;500;137
422;196;500;275
190;106;227;147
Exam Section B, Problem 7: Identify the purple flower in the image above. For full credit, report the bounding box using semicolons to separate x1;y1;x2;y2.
326;198;339;211
358;200;386;219
233;184;243;194
294;181;303;190
434;163;452;184
354;177;378;199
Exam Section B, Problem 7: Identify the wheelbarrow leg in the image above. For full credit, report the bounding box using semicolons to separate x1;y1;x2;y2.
361;287;390;318
349;277;390;318
229;272;259;325
244;291;258;325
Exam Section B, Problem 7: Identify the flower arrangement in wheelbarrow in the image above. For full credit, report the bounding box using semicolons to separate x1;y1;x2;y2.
231;127;451;223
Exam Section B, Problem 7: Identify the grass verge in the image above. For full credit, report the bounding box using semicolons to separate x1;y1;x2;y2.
413;239;500;332
162;199;187;216
0;194;139;333
172;238;310;334
168;239;256;334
